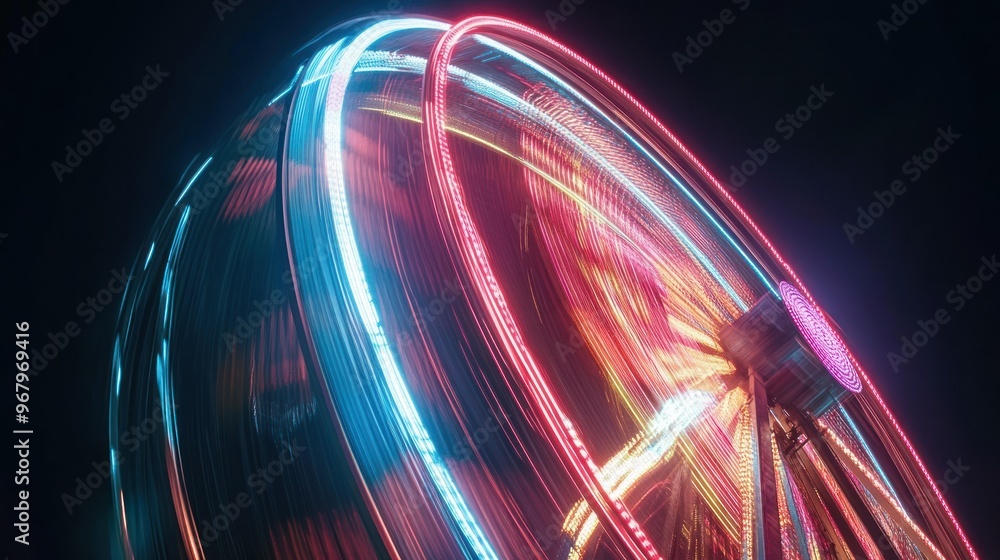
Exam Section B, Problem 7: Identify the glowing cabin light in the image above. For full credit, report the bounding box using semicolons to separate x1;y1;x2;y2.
779;281;862;393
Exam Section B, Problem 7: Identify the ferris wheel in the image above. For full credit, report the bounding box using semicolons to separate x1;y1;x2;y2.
110;15;978;560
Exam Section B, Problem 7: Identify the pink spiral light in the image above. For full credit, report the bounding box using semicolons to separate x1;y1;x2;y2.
779;281;863;393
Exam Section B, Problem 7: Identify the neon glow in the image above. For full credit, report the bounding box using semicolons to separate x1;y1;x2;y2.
108;14;979;560
780;281;863;393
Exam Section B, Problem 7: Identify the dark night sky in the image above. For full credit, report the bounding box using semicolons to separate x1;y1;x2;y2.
2;0;998;558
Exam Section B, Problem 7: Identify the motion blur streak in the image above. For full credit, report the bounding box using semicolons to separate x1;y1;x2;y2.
109;13;979;560
563;391;713;559
319;18;498;560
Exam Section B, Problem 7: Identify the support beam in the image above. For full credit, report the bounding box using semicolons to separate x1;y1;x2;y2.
822;425;945;560
748;371;782;560
792;409;901;560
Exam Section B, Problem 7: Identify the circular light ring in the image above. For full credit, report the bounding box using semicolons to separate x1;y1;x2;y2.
779;281;862;393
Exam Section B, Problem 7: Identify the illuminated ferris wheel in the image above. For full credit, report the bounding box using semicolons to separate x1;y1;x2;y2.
110;15;978;560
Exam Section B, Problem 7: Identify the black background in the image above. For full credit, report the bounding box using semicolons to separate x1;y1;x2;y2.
2;0;997;558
